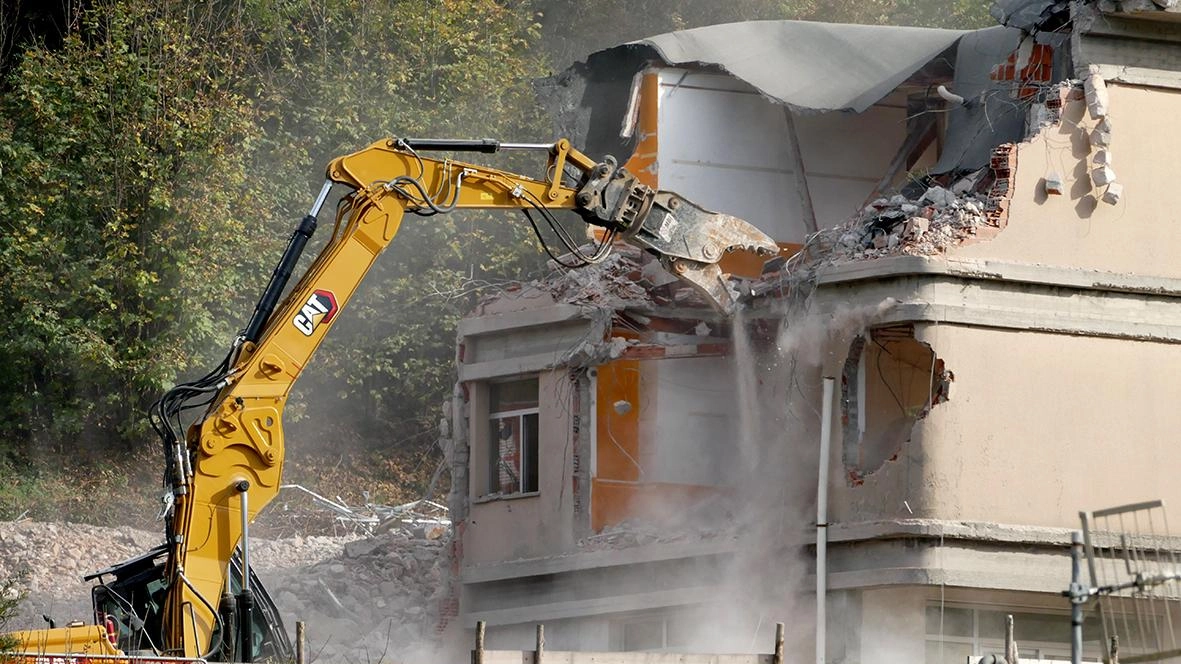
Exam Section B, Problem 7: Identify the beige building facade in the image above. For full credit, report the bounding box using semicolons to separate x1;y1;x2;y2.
444;3;1181;662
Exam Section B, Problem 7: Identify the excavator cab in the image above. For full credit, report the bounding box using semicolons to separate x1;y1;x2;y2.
87;545;293;662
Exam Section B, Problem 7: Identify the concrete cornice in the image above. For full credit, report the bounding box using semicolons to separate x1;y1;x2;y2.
826;518;1077;547
461;538;738;584
795;256;1181;342
816;255;1181;296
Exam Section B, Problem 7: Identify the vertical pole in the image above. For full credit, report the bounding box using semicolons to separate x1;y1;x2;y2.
816;377;835;664
296;621;306;664
1071;530;1084;664
1110;635;1119;664
236;480;254;663
773;623;785;664
536;624;545;664
1004;614;1016;664
783;109;818;234
474;621;486;664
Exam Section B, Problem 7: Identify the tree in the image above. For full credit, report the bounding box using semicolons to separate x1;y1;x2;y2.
0;0;275;458
242;0;550;452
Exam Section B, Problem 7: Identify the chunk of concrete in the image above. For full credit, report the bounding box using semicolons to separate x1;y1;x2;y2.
1084;65;1110;119
922;186;956;208
903;217;929;241
1102;182;1124;205
1089;117;1113;147
1093;149;1113;166
1092;165;1117;186
1044;172;1064;195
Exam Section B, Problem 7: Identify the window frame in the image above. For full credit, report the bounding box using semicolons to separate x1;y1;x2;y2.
485;376;541;498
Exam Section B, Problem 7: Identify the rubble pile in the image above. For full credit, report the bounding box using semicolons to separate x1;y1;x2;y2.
474;244;721;316
261;527;453;663
578;517;733;550
832;183;993;261
0;519;457;663
0;521;161;599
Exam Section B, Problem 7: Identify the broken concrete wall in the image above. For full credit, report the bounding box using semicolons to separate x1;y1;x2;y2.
950;82;1181;277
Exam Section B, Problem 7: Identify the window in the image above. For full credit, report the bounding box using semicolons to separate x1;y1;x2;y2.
488;377;539;495
925;605;1104;663
613;612;693;652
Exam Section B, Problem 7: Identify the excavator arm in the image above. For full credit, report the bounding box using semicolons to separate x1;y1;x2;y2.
142;137;774;659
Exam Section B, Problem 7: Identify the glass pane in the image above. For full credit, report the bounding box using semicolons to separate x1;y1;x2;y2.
1013;611;1069;644
523;412;539;493
491;378;539;412
925;639;972;664
927;606;974;637
490;414;522;493
623;619;665;651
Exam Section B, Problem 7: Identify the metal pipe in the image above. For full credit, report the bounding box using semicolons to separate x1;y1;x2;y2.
1071;530;1084;664
237;481;251;593
296;621;306;664
499;143;556;151
236;480;253;664
817;377;835;664
474;621;486;664
309;180;333;219
242;181;328;343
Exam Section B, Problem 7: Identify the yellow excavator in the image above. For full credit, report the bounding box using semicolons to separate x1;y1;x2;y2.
4;137;776;663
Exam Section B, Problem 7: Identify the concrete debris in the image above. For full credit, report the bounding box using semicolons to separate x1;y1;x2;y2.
264;528;454;664
1092;165;1117;186
1090;118;1113;147
2;519;458;663
577;515;730;551
1044;172;1064;195
1102;182;1125;205
1084;65;1110;119
473;244;730;317
1;520;357;630
833;189;989;260
1093;149;1113;167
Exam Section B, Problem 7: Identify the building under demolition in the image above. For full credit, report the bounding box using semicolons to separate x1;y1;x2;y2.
442;2;1181;661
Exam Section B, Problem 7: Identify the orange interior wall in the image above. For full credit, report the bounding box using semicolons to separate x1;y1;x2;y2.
594;359;641;483
592;358;640;532
622;71;660;189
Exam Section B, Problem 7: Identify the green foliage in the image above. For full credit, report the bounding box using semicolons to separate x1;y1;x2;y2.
0;1;274;455
241;0;548;443
0;0;548;467
0;573;27;654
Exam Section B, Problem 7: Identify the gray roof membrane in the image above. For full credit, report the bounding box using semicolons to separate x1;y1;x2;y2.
575;20;1043;172
609;20;968;114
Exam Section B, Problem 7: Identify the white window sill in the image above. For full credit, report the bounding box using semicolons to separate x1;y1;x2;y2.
473;491;540;504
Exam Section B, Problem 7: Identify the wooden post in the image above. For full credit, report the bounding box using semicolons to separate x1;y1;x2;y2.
773;623;785;664
474;621;486;664
536;624;545;664
295;621;306;664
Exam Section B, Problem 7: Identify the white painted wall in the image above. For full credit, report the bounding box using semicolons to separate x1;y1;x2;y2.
655;69;916;243
638;357;736;486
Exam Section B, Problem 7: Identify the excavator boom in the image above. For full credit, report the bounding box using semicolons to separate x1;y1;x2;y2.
9;137;776;662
